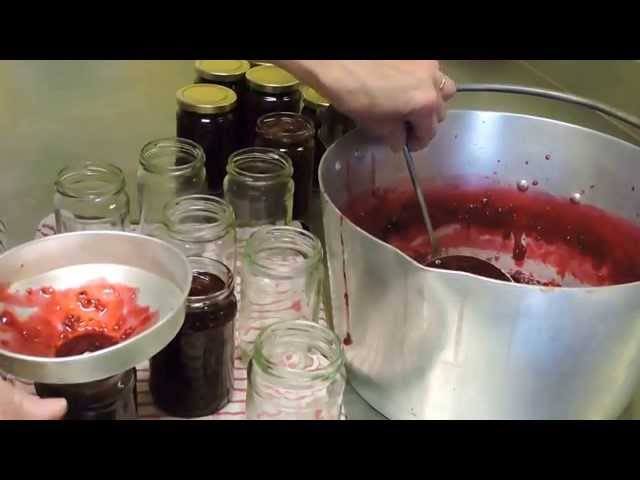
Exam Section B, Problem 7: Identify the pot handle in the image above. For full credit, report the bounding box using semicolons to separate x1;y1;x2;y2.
457;83;640;132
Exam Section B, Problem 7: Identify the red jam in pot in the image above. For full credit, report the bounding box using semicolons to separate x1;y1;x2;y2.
343;183;640;286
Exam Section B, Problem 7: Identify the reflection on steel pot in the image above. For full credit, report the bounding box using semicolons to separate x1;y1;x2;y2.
319;86;640;419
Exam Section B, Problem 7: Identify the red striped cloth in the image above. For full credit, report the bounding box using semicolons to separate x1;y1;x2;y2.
34;215;347;420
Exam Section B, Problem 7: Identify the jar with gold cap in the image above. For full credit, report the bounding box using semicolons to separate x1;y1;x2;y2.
300;86;330;191
176;83;240;195
194;60;251;98
243;65;302;147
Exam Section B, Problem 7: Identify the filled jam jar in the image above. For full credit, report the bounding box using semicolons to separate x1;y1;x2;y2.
255;112;315;220
176;84;240;195
35;369;138;420
149;257;237;418
243;65;301;147
300;86;330;191
194;60;251;96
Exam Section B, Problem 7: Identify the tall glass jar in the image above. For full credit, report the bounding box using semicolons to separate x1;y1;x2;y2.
246;319;346;420
255;112;315;220
176;84;240;195
150;257;237;418
194;60;251;97
237;226;323;364
54;161;130;233
35;369;138;420
223;147;294;247
300;86;330;191
242;65;301;147
162;194;237;272
137;137;207;236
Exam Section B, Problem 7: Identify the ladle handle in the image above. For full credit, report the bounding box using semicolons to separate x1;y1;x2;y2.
457;83;640;132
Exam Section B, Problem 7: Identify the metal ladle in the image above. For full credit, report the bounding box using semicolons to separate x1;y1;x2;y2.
401;144;513;283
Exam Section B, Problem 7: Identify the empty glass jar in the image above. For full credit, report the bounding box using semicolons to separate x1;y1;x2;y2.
161;194;237;272
246;319;346;420
137;137;207;236
255;112;315;220
35;369;138;420
223;147;294;247
150;256;237;417
237;226;323;364
54;161;130;233
0;219;7;252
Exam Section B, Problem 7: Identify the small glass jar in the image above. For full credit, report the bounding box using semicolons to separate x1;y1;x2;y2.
54;161;130;233
150;257;237;418
34;369;138;420
194;60;251;96
223;147;294;245
162;194;237;272
243;65;301;146
137;137;207;236
246;319;346;420
176;84;240;195
255;112;315;220
237;226;324;364
300;86;330;191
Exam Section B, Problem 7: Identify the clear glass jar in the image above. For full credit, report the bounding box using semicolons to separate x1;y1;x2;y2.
161;194;237;272
237;226;323;364
176;84;240;195
223;147;294;246
150;257;237;417
242;65;301;147
35;369;138;420
54;161;130;233
137;137;207;236
300;85;330;191
246;319;346;420
255;112;315;221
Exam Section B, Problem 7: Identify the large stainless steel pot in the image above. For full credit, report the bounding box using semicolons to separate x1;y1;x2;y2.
319;85;640;419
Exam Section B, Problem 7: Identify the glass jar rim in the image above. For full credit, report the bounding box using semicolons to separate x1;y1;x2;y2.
186;256;235;307
163;194;235;242
245;226;323;277
55;161;126;199
139;137;205;175
252;319;345;383
226;147;293;182
255;112;315;144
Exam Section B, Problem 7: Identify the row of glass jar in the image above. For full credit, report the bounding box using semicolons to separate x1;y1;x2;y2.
54;140;296;239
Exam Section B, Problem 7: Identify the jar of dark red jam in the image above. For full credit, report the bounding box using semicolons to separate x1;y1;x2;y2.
243;65;301;147
300;86;330;191
176;84;240;195
194;60;251;95
255;112;315;220
34;369;137;420
149;257;237;418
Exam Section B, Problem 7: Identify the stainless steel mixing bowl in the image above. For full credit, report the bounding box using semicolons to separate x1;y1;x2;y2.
320;85;640;419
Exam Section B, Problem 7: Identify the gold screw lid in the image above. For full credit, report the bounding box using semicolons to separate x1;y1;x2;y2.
249;61;273;67
246;65;300;94
176;84;237;114
194;60;251;82
301;85;330;110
